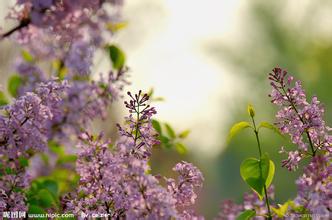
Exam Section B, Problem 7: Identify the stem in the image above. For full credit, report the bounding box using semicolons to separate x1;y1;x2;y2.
134;103;140;146
263;185;272;220
1;18;30;38
251;117;262;157
281;87;316;156
251;116;272;220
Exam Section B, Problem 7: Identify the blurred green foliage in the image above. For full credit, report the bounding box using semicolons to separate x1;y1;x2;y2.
7;75;22;97
25;141;79;217
106;44;126;70
152;119;190;155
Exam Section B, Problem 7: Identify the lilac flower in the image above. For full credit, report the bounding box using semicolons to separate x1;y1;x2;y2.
50;74;127;142
65;92;205;219
49;81;110;139
14;59;47;94
269;67;332;218
179;210;205;220
166;161;204;208
117;90;159;159
3;0;123;55
216;186;275;220
2;0;128;147
64;41;94;76
15;69;128;144
294;155;332;219
215;200;243;220
0;79;66;212
268;67;332;170
0;171;29;213
0;79;66;158
66;132;178;219
120;158;178;219
64;132;124;217
280;149;302;171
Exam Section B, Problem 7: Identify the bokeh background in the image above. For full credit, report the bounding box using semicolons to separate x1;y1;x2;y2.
1;0;332;218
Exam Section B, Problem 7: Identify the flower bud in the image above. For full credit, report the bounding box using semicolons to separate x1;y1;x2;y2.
247;104;255;117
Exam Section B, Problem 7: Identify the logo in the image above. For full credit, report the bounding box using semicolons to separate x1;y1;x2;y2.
81;212;89;218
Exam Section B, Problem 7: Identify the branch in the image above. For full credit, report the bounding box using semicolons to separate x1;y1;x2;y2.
1;18;30;39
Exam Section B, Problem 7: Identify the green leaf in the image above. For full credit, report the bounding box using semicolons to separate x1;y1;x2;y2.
179;130;190;139
21;50;34;62
18;157;29;168
287;201;310;217
175;142;188;154
227;121;252;143
0;91;8;106
106;21;128;32
152;119;162;134
147;88;154;97
240;155;270;199
159;135;170;145
165;123;176;139
37;189;56;208
258;121;283;137
152;97;165;102
5;167;14;175
272;201;290;218
266;159;275;188
42;180;59;197
57;154;77;164
236;209;256;220
50;169;79;193
247;104;255;117
107;44;126;70
48;141;65;156
8;75;23;97
52;60;67;79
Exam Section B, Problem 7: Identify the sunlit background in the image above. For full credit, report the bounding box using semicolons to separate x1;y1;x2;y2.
109;0;247;157
1;0;332;218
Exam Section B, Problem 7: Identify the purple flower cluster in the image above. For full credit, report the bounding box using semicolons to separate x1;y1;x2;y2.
166;161;204;208
14;59;47;94
216;186;275;220
5;0;122;45
117;90;159;159
0;79;66;212
215;200;242;220
269;67;332;218
0;79;66;159
268;67;332;170
1;3;128;215
64;41;94;76
0;1;208;218
65;132;178;219
2;0;123;76
295;155;332;218
65;92;204;219
2;0;129;147
14;64;128;144
0;170;29;213
166;161;204;219
3;0;125;96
